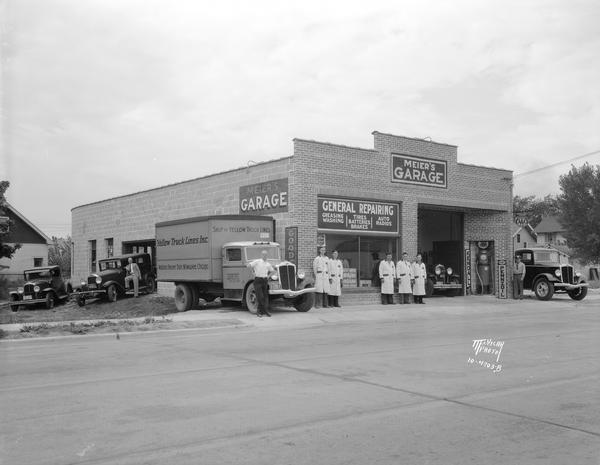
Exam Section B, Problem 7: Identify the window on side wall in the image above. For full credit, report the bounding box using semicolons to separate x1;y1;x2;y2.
34;257;43;267
89;240;97;272
106;238;114;258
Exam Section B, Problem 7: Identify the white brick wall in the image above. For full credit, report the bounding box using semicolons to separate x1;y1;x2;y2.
72;132;513;298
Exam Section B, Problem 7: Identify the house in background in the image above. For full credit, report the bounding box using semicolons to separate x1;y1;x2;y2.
0;203;51;285
535;215;568;247
533;215;599;286
512;221;537;251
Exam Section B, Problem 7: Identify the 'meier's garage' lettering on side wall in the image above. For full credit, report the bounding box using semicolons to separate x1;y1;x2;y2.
240;178;288;215
391;153;447;188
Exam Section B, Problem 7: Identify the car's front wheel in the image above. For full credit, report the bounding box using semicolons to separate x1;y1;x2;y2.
45;293;55;309
534;278;554;300
76;295;86;307
568;285;587;301
107;284;118;302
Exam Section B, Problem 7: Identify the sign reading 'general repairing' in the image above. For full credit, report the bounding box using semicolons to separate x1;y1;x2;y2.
318;197;399;233
239;178;288;215
391;153;447;188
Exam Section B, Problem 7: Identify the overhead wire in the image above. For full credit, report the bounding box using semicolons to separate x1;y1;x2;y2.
514;149;600;178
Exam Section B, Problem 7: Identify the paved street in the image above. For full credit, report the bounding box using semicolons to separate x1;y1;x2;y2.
1;294;599;465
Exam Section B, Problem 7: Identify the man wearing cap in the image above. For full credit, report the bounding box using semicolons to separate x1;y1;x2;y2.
396;252;413;304
513;255;526;299
313;246;330;308
379;252;396;304
327;250;343;307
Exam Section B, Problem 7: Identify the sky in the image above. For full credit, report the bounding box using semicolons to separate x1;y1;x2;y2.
2;0;600;238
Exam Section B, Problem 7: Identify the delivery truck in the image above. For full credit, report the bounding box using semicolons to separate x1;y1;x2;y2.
155;215;315;312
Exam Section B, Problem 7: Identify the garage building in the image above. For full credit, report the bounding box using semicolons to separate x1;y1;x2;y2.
71;131;514;303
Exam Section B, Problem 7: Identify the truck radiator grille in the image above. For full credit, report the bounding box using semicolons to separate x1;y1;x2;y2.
278;265;296;291
561;266;573;283
24;284;35;295
88;276;97;285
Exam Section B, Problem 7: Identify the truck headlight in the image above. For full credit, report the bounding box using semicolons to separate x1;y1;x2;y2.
17;287;24;294
575;271;581;278
270;274;278;281
554;269;561;278
446;267;453;275
297;271;305;280
34;285;40;293
81;281;86;286
95;276;102;284
435;267;442;275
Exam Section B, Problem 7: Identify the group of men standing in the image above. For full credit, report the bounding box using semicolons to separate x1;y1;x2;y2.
379;252;427;304
313;246;344;308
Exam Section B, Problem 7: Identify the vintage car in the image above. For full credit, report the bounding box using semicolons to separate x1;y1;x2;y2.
515;247;588;301
9;265;72;311
73;253;155;307
425;263;462;297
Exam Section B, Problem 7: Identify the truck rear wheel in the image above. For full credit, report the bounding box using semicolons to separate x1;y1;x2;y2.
293;292;314;312
174;284;193;311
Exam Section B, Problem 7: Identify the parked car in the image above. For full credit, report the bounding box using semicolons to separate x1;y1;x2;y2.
9;265;72;311
515;247;588;301
425;263;462;297
73;253;156;307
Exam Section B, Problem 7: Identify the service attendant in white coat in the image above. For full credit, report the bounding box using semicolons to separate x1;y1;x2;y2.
379;252;396;304
412;253;427;304
396;252;413;304
327;250;343;307
313;246;330;308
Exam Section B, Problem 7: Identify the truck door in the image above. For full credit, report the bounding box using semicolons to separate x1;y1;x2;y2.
222;247;252;292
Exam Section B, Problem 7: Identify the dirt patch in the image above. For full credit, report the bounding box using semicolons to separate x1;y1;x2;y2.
0;293;179;325
0;294;246;339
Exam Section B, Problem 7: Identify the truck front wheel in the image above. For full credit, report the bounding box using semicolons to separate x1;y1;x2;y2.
293;292;314;312
244;283;259;314
174;283;193;311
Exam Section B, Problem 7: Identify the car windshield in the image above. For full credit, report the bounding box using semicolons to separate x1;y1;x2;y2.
534;251;560;263
24;270;51;280
99;260;122;271
245;247;280;261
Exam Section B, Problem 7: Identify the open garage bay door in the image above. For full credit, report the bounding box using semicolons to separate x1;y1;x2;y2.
418;208;464;296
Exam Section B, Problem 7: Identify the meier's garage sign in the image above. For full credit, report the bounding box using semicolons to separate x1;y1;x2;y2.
318;197;399;233
239;178;288;215
391;153;447;188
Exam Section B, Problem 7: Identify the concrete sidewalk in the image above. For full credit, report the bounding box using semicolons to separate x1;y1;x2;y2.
4;292;589;335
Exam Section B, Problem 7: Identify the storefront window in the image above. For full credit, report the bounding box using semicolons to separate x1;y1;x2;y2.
325;234;398;288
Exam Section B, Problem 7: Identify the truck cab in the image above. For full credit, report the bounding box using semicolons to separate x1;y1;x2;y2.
220;241;314;313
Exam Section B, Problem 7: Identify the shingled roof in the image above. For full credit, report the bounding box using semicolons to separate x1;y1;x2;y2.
535;215;564;234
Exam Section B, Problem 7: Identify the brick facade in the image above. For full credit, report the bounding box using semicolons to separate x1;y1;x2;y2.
72;132;514;300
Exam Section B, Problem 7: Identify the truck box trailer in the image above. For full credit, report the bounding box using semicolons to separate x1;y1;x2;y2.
156;215;315;312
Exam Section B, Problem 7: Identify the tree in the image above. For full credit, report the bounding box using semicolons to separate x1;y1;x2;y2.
558;163;600;264
513;194;560;228
0;181;21;260
48;236;72;277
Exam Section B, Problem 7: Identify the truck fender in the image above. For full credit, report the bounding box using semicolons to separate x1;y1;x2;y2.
535;272;560;283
